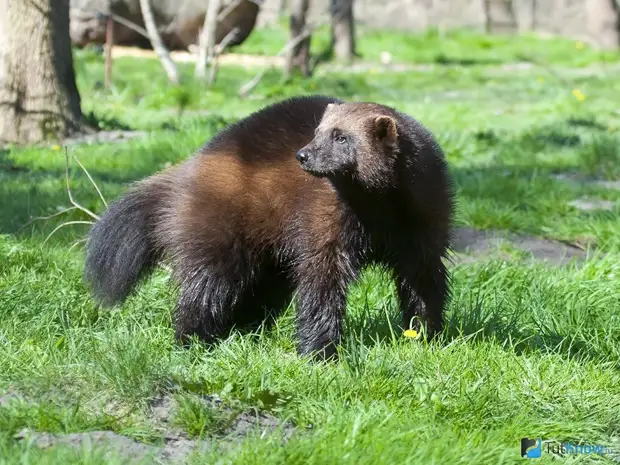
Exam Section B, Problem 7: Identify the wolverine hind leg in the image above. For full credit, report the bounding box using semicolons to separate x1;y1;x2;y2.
173;259;295;345
173;267;245;346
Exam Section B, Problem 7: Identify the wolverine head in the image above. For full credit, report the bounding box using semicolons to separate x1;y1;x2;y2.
295;102;400;188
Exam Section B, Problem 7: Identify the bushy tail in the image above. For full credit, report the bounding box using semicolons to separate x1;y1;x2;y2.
84;180;163;307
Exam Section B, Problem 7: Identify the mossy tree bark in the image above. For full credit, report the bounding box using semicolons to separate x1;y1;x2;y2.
0;0;83;145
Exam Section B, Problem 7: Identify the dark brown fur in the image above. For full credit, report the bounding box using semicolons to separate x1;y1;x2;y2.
84;95;455;360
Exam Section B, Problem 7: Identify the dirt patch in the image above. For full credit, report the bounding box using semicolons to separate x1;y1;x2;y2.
15;430;163;463
14;394;295;464
0;391;24;407
109;46;620;77
451;227;587;265
60;130;148;146
147;393;295;441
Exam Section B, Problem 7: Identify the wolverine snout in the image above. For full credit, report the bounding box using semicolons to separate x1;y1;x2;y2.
295;147;312;163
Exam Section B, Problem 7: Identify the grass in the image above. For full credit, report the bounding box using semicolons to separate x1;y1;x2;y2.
235;22;620;67
1;27;620;464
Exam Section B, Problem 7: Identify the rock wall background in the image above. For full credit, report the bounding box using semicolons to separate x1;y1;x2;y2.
257;0;620;49
70;0;620;50
70;0;260;50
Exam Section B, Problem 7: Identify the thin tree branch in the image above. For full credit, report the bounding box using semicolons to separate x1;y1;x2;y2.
43;221;94;245
195;0;222;79
217;0;244;22
139;0;180;84
100;12;149;39
209;27;240;84
240;1;352;96
64;149;100;221
104;16;114;88
19;207;78;231
69;237;89;251
239;17;329;96
71;154;108;208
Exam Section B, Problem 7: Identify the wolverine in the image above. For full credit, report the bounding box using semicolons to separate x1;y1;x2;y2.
84;95;455;360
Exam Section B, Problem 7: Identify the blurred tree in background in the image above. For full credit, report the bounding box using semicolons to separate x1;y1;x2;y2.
0;0;83;145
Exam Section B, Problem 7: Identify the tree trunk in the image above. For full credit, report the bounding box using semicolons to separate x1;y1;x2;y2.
586;0;620;49
279;0;288;15
0;0;82;145
285;0;311;78
484;0;518;34
330;0;356;62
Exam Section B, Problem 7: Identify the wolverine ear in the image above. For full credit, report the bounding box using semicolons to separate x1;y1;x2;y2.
374;116;398;147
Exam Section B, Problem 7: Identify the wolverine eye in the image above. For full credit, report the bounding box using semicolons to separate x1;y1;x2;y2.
334;134;347;144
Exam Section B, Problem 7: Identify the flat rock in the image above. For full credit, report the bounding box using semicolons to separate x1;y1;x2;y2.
595;180;620;191
552;173;620;191
451;227;586;265
568;198;616;211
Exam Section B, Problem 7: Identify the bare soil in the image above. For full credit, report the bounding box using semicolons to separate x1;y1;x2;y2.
13;393;296;464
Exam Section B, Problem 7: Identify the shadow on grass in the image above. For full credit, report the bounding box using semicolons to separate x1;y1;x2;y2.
433;53;502;66
82;111;133;132
442;298;619;368
341;274;619;368
469;116;609;153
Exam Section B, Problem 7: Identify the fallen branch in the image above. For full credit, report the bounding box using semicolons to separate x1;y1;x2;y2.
24;148;102;245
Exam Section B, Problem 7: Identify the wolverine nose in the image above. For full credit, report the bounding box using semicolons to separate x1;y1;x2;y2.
296;149;310;163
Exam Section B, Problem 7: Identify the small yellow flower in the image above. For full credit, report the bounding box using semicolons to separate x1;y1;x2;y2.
310;82;317;90
51;144;61;151
369;68;377;75
536;77;545;84
403;329;419;339
575;41;584;50
572;89;585;102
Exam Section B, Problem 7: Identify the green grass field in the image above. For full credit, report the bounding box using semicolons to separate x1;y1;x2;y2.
1;27;620;464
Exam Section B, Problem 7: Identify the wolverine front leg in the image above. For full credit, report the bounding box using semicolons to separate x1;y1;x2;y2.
395;257;449;339
294;251;356;360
